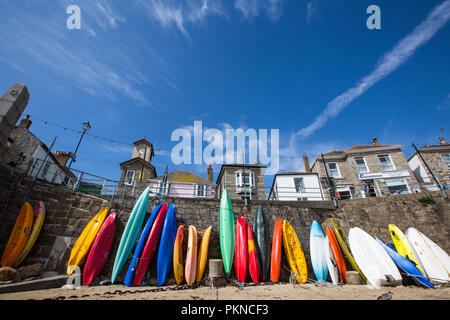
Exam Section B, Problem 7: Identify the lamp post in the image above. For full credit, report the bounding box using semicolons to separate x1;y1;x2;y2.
67;121;91;169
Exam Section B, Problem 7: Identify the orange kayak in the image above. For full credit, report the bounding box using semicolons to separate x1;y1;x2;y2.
185;225;198;285
326;226;347;283
270;219;283;282
173;225;185;286
1;202;33;267
247;222;260;283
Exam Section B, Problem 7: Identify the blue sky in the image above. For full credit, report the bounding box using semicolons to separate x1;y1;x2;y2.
1;0;449;193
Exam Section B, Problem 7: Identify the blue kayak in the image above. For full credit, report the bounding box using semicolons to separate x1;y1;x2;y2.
310;220;328;281
156;203;177;286
123;204;163;287
377;238;434;289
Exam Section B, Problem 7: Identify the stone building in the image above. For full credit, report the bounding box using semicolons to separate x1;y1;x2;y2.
310;138;421;200
407;137;450;191
216;163;267;201
118;137;157;197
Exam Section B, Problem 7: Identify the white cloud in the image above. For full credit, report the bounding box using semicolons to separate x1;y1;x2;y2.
436;93;450;111
296;0;450;140
306;1;318;25
234;0;285;21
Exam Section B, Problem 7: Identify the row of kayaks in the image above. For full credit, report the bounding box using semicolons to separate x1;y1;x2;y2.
1;202;46;268
219;189;450;288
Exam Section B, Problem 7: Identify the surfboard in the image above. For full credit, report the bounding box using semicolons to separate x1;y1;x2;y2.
253;205;270;281
270;219;283;283
310;220;328;281
196;225;212;283
247;221;260;283
219;189;235;277
67;206;109;275
14;201;46;267
185;225;198;286
349;227;402;287
282;220;307;284
111;187;150;284
389;224;424;274
326;226;347;283
325;235;339;285
157;203;177;286
406;227;450;284
235;216;248;283
173;225;185;286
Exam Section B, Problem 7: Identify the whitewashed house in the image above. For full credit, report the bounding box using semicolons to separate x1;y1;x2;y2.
268;172;325;201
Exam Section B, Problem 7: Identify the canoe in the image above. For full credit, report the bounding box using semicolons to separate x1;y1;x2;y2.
331;218;367;283
325;235;339;285
14;201;46;267
247;222;260;283
406;227;450;284
111;187;150;284
253;205;270;281
377;238;433;289
133;203;169;286
185;225;198;286
67;206;109;275
310;220;328;281
348;227;402;287
1;202;33;267
196;225;212;283
282;220;307;284
270;219;283;282
235;216;248;283
124;203;164;287
173;225;185;286
326;226;347;283
83;212;117;285
388;224;424;274
219;189;235;277
157;203;177;286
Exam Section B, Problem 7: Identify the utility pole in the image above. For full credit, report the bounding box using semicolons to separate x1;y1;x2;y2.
412;143;448;199
321;153;338;207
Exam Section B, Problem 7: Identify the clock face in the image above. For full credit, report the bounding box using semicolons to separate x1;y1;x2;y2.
138;148;145;155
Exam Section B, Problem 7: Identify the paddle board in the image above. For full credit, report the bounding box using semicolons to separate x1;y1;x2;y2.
389;224;423;274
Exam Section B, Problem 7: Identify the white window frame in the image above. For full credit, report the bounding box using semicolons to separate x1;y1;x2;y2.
124;170;135;185
441;153;450;169
384;177;410;194
354;157;369;173
235;171;255;188
378;155;395;171
194;184;207;198
327;162;341;178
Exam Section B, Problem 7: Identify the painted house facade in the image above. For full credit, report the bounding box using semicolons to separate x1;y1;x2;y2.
310;138;422;200
268;172;324;201
407;137;450;191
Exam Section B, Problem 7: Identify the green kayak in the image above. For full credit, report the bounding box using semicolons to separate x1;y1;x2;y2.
331;218;367;283
219;189;235;277
111;187;150;283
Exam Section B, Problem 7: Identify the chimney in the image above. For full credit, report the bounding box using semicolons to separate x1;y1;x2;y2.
371;137;381;146
54;151;70;167
439;137;448;145
303;154;311;173
18;115;32;129
207;163;213;182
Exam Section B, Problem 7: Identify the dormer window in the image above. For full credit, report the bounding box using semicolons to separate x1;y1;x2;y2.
235;171;255;187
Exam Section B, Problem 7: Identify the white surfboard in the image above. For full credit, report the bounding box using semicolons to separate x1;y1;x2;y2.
406;227;450;284
349;227;402;287
324;235;339;285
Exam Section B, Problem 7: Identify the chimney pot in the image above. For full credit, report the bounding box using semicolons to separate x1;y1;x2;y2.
439;137;448;145
371;137;380;146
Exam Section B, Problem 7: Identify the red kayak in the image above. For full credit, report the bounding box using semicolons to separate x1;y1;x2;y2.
270;219;283;282
83;212;117;285
132;203;168;286
234;216;248;283
326;226;347;283
247;222;260;283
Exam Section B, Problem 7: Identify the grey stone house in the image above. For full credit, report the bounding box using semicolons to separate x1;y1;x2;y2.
407;137;450;191
216;163;267;201
310;138;421;200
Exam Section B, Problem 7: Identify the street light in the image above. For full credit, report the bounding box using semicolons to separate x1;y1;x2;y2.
67;121;91;169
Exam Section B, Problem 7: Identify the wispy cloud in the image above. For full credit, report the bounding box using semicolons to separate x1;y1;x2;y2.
306;1;319;25
296;0;450;140
234;0;285;21
437;93;450;111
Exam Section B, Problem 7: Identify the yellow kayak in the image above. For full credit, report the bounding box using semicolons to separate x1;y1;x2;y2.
388;224;423;273
67;207;109;275
196;226;213;283
282;220;307;284
173;225;185;285
14;201;46;267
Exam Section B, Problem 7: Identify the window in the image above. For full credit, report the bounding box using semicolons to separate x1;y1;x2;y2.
235;171;255;187
124;170;135;185
327;163;340;178
378;155;394;171
354;157;368;173
442;153;450;169
294;178;305;192
385;178;409;194
157;181;169;195
194;184;206;198
297;197;308;201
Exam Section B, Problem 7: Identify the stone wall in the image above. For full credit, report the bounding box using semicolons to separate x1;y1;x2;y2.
1;162;449;285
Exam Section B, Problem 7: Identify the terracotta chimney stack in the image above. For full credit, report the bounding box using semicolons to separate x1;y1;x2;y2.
54;151;70;167
18;115;32;129
303;154;311;173
439;137;448;145
207;163;213;182
371;137;381;146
